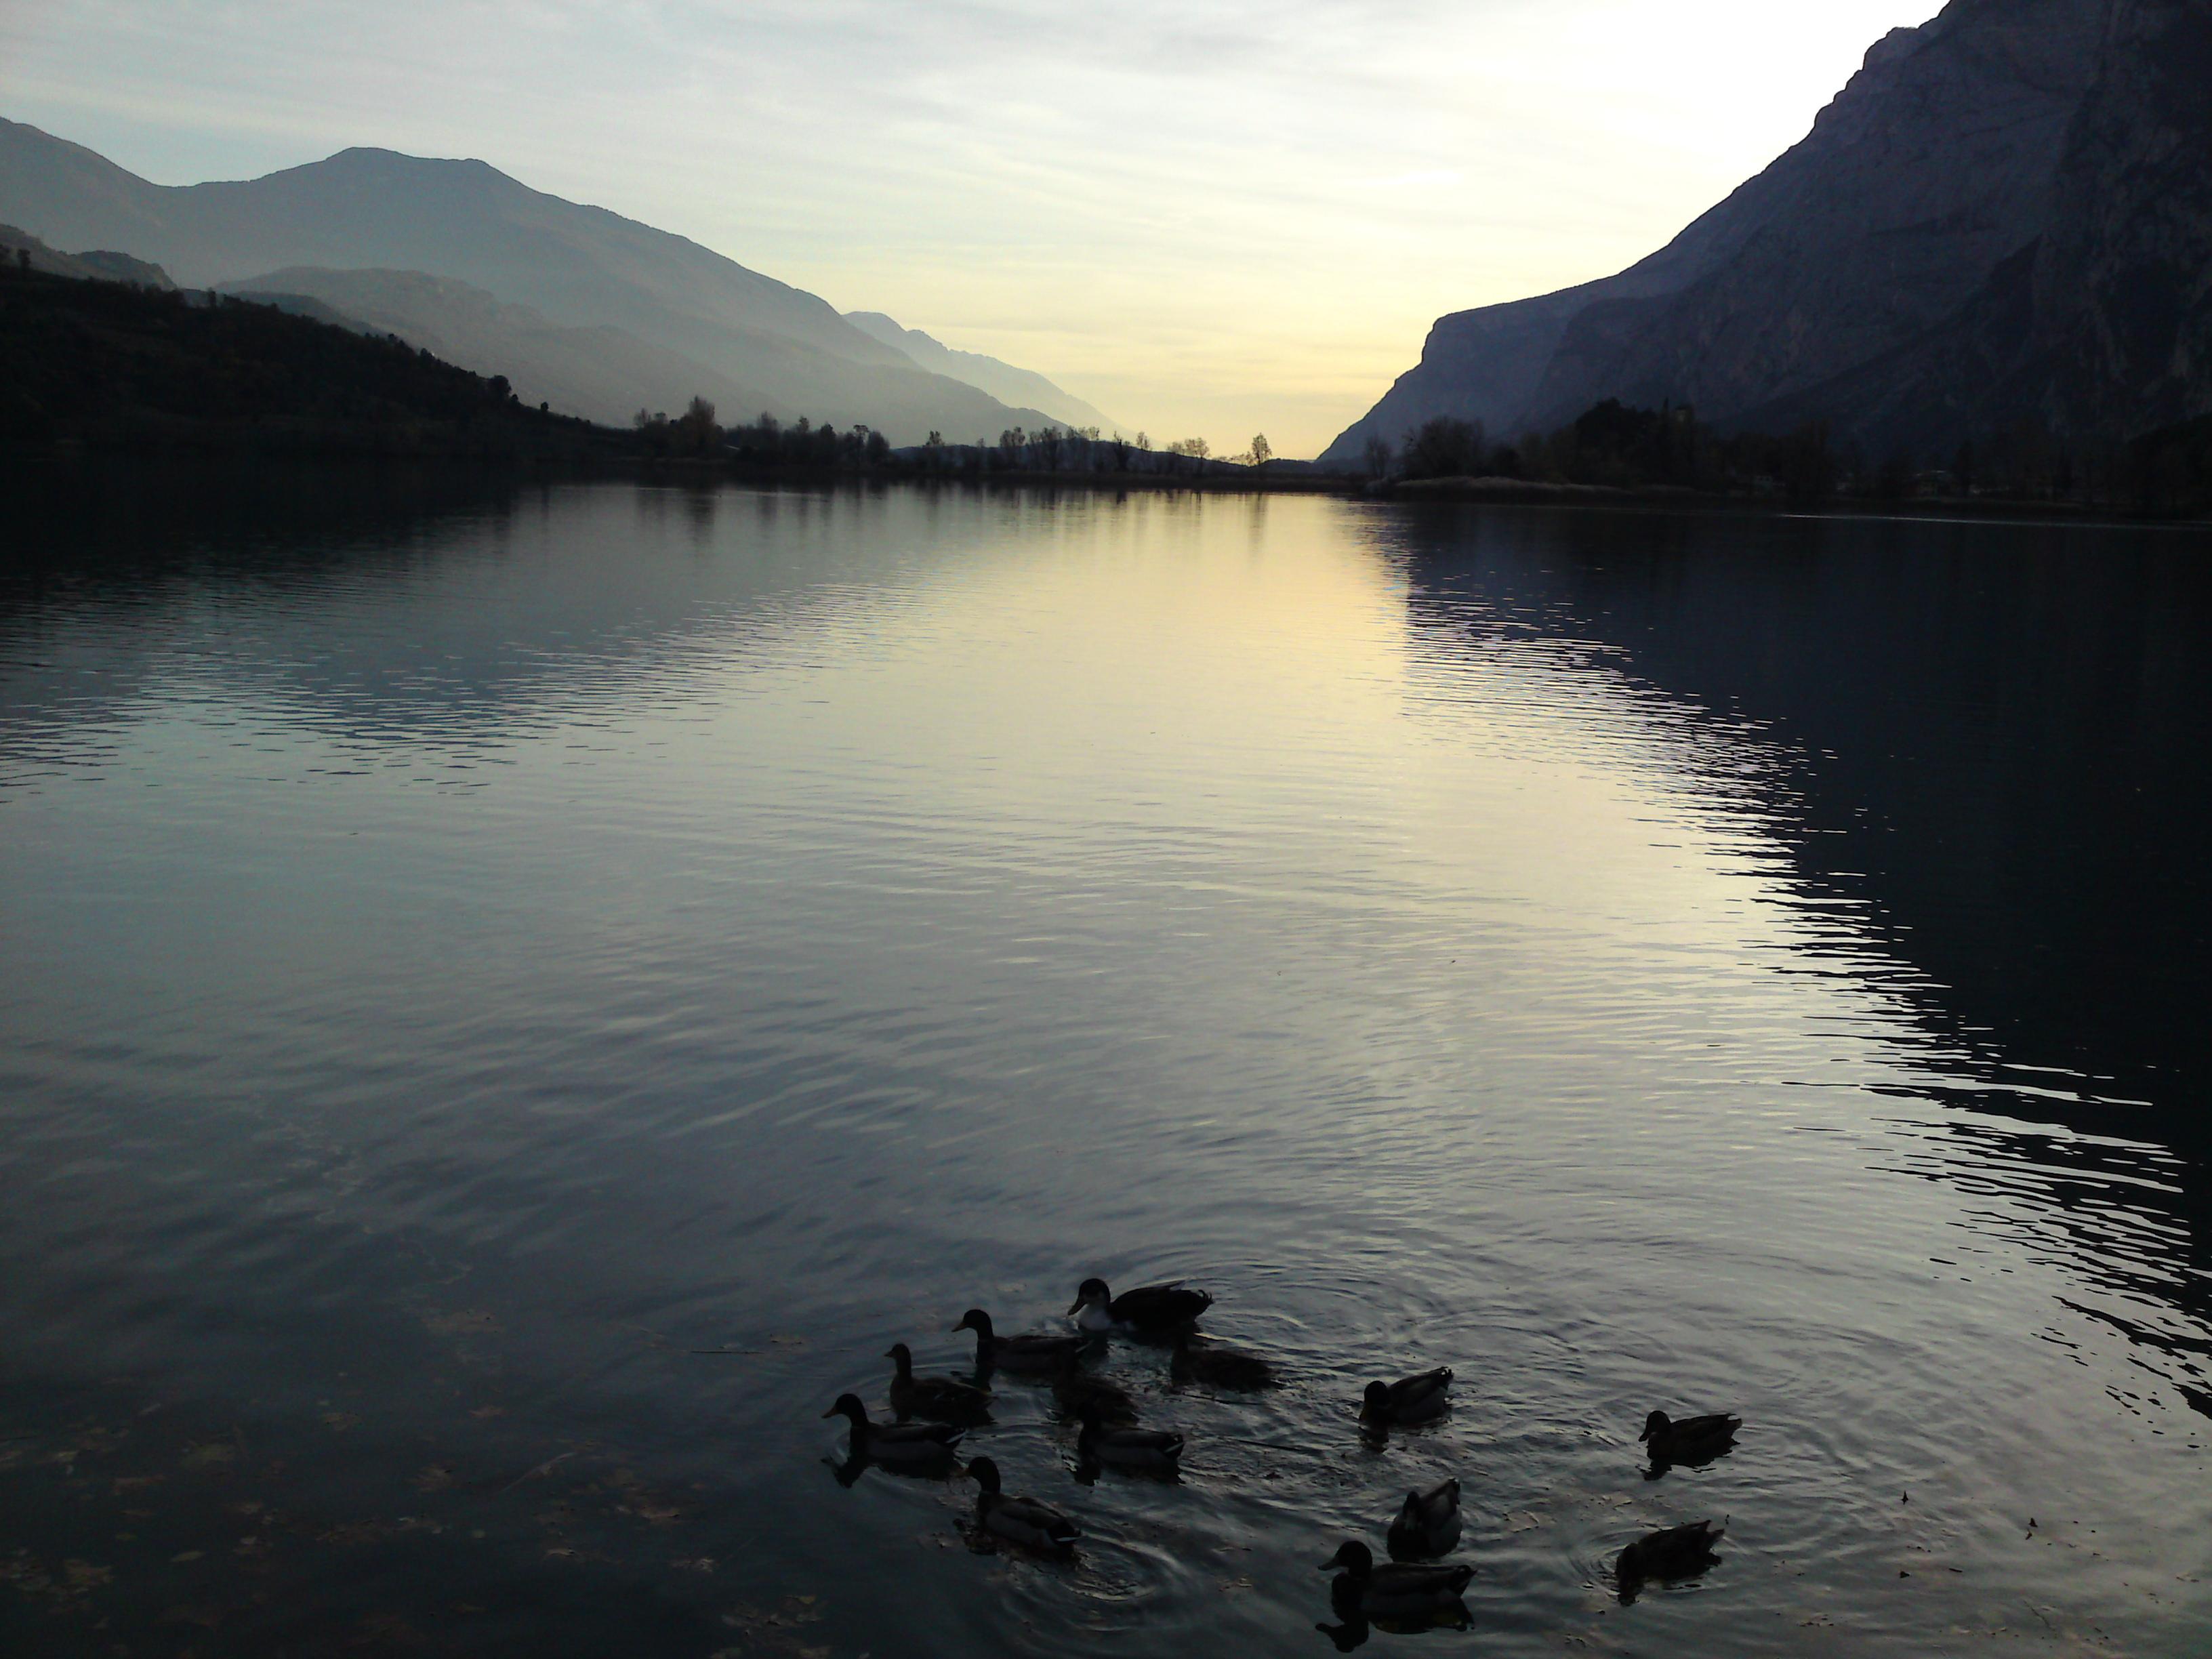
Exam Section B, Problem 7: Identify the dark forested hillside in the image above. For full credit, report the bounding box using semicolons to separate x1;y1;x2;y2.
0;262;620;457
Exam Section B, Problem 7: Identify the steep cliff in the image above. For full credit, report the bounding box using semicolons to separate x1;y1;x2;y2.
1325;0;2124;462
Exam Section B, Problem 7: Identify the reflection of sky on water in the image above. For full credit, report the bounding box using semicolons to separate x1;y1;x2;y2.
3;468;2209;1656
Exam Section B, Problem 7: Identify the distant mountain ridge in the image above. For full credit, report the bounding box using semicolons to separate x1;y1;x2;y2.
842;311;1116;432
1328;0;2207;461
0;119;1057;442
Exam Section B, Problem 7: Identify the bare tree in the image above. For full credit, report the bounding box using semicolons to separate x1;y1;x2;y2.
1250;434;1272;471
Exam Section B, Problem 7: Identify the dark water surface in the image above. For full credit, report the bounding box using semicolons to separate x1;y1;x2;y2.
3;468;2209;1657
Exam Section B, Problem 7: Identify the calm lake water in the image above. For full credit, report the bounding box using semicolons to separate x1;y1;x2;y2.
3;468;2209;1657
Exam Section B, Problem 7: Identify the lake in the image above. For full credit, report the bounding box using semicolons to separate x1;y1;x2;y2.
3;466;2209;1657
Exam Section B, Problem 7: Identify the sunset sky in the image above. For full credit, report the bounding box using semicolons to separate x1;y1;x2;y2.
1;0;1934;455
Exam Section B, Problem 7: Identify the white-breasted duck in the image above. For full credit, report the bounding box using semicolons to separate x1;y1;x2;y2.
1067;1277;1213;1334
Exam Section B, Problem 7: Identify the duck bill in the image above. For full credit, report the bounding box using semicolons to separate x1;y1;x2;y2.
1065;1298;1086;1315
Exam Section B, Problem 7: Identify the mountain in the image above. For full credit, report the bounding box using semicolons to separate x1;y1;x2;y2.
842;311;1117;432
0;258;614;456
0;119;1054;442
224;266;819;428
1325;0;2208;463
1771;0;2212;452
1;222;173;288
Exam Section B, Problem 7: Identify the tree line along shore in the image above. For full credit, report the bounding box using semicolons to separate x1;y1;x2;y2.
6;256;2205;520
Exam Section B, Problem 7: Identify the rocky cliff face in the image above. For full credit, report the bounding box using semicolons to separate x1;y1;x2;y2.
2016;0;2212;436
1327;0;2152;462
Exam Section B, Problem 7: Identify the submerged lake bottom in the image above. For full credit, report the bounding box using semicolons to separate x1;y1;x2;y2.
2;468;2209;1657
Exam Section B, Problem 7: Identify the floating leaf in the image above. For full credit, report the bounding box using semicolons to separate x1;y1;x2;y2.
182;1443;235;1469
413;1465;457;1494
63;1559;112;1591
321;1412;361;1433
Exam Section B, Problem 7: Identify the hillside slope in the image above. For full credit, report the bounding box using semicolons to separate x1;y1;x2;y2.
0;121;1050;442
844;311;1116;432
0;262;615;456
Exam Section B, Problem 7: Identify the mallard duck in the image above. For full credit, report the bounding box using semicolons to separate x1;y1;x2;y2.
1068;1277;1213;1334
1168;1329;1277;1390
952;1308;1086;1375
1616;1519;1724;1599
1050;1368;1139;1425
1319;1540;1473;1616
1361;1367;1453;1427
1386;1478;1462;1560
885;1343;992;1425
1076;1404;1184;1473
965;1456;1080;1554
1639;1410;1740;1465
821;1393;963;1467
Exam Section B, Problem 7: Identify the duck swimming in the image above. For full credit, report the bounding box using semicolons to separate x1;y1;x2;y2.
1319;1540;1473;1616
1168;1329;1277;1391
964;1456;1080;1555
1050;1366;1139;1425
1386;1478;1462;1560
1076;1404;1185;1473
1068;1277;1213;1334
1361;1367;1454;1427
821;1393;963;1469
1616;1518;1725;1601
952;1308;1086;1376
885;1343;992;1425
1639;1410;1741;1465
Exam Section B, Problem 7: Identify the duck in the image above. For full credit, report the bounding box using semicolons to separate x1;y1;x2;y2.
952;1308;1086;1376
1050;1367;1140;1425
821;1393;963;1468
1361;1367;1453;1427
1076;1404;1185;1473
885;1343;993;1425
1067;1277;1214;1334
1639;1409;1741;1465
1168;1329;1278;1391
1616;1518;1725;1599
1318;1540;1473;1616
1386;1478;1462;1560
964;1456;1080;1555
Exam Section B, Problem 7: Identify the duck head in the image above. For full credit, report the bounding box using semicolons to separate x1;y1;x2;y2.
1067;1277;1111;1316
964;1455;1003;1495
821;1393;869;1427
1319;1540;1375;1579
951;1309;994;1339
884;1342;915;1376
1361;1381;1392;1414
1639;1410;1672;1443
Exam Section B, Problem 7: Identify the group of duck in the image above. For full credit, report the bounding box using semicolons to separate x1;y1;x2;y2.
823;1275;1740;1635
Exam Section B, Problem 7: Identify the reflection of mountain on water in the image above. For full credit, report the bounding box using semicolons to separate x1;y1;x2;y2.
1389;505;2212;1398
0;463;968;772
